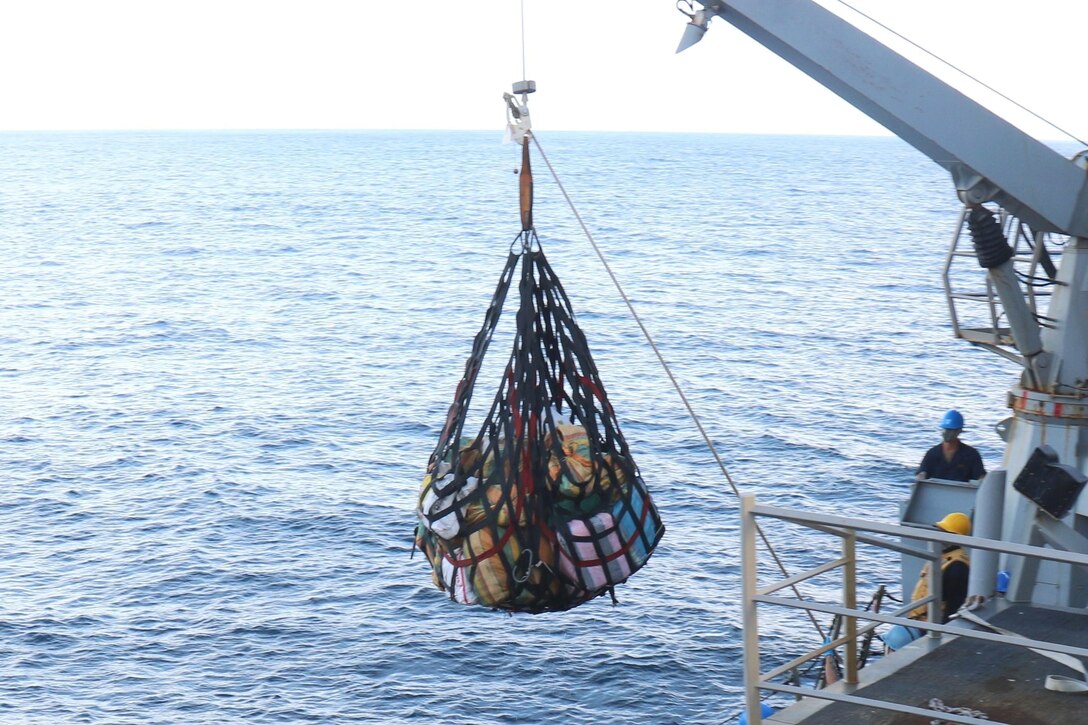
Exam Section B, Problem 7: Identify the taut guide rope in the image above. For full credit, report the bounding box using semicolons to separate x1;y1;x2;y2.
833;0;1087;148
529;133;826;640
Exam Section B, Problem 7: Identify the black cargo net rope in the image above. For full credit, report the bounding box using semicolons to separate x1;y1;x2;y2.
415;230;665;613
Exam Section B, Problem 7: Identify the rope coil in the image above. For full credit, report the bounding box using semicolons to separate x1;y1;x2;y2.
928;697;989;723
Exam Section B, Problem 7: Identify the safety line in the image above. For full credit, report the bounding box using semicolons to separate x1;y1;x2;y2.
530;133;826;640
520;0;527;83
833;0;1088;147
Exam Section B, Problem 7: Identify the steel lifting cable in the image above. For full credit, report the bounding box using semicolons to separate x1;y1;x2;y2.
834;0;1088;148
529;133;826;640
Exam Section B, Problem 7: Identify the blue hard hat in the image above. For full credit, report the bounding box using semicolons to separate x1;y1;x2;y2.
883;624;922;651
939;409;964;430
738;703;776;725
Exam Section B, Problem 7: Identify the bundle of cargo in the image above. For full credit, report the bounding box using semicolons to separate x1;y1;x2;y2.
414;240;665;613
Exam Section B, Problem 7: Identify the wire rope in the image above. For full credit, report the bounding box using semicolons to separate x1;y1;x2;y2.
832;0;1088;147
520;0;527;82
530;133;826;640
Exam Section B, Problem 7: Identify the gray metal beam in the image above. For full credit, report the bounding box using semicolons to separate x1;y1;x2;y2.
751;501;1088;566
762;682;1001;725
704;0;1088;237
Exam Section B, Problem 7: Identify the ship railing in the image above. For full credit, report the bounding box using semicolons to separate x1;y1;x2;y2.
740;493;1088;725
943;206;1064;357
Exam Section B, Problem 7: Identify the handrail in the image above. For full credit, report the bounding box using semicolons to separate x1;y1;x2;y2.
943;208;1065;358
751;501;1088;566
739;494;1088;725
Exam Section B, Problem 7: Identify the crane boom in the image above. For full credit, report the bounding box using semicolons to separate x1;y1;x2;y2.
699;0;1088;237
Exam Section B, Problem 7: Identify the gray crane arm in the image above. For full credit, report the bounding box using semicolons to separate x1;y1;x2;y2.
702;0;1088;237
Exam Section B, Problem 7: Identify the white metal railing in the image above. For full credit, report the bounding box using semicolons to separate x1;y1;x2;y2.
943;206;1063;356
740;494;1088;725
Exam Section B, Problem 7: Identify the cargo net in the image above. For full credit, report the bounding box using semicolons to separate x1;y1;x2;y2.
415;233;665;613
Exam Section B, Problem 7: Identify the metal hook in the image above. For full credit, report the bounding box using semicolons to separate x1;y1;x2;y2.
512;548;535;583
503;92;522;120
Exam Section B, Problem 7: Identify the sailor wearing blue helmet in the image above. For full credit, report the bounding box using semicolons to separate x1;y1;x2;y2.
915;410;985;483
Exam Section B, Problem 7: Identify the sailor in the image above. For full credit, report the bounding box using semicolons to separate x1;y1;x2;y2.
915;410;985;482
884;512;972;651
910;512;971;621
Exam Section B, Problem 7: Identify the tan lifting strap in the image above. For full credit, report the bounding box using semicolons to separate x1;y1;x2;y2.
519;137;533;231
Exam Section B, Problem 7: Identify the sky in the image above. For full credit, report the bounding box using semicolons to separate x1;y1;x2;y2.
0;0;1084;141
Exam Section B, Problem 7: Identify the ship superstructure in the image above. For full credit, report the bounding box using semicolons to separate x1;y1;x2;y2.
674;2;1088;722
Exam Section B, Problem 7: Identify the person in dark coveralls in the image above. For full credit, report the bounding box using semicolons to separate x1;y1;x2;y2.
916;409;986;482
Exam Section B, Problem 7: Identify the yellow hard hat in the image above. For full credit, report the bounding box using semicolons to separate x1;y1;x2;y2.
935;512;971;536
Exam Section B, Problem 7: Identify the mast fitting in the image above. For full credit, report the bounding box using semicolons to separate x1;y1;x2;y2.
504;80;536;144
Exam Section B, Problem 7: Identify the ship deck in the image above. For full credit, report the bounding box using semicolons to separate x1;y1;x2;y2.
768;602;1088;725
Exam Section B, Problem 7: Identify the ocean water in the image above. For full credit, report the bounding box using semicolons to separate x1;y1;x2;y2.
1;130;1022;723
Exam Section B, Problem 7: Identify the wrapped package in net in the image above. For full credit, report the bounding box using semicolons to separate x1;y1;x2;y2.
414;237;665;613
